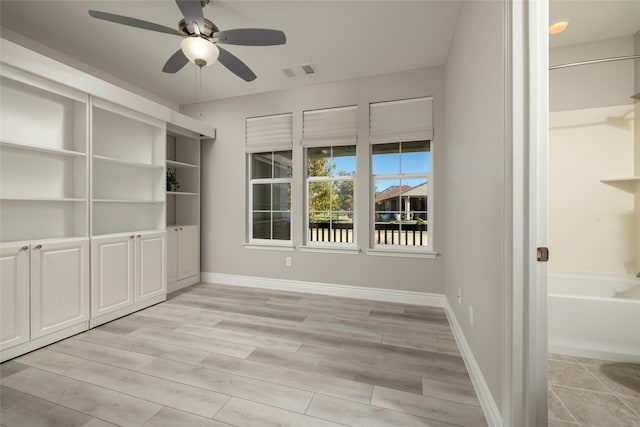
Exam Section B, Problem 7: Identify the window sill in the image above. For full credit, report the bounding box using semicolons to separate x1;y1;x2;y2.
366;248;438;259
300;246;361;255
243;243;295;251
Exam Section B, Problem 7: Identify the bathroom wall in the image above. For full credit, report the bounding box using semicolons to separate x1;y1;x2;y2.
549;36;636;275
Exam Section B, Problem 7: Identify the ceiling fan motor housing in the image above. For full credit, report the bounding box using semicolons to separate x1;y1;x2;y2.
179;18;219;38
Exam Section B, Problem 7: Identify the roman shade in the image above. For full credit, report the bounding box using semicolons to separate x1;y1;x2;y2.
302;105;357;147
245;113;293;153
369;97;433;144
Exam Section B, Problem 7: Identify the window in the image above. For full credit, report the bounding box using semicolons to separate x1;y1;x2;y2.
370;97;433;249
246;113;293;243
303;106;358;246
372;141;430;247
249;151;292;241
307;146;356;244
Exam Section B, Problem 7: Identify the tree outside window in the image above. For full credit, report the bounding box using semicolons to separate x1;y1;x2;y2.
307;146;356;244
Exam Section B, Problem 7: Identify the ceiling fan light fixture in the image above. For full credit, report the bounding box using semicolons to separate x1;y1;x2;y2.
181;36;219;67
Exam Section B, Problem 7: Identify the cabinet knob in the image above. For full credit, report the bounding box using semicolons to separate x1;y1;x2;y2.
174;228;179;231
179;227;183;231
20;246;29;251
137;234;142;238
34;244;42;250
130;235;135;239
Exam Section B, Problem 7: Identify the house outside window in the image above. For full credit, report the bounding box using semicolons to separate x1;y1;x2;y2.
302;105;358;247
246;113;293;244
372;141;430;247
370;97;433;250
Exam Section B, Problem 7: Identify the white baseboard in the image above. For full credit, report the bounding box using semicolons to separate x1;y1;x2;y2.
444;298;502;427
201;272;445;307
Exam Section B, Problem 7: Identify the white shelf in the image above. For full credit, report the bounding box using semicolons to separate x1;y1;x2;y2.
600;176;640;183
93;155;163;170
93;199;163;204
0;197;85;202
167;160;197;169
166;191;198;196
0;140;85;157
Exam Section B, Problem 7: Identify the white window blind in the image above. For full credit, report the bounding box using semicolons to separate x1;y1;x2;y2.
246;113;293;153
369;97;433;144
302;105;357;147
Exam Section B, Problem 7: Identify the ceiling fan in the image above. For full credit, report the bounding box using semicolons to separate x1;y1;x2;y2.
88;0;286;82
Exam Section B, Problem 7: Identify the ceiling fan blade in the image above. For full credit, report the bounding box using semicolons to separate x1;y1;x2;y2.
163;49;190;73
88;10;184;37
214;29;286;46
217;47;257;82
175;0;205;33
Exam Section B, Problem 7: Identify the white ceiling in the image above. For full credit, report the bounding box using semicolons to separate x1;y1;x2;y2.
0;0;462;106
549;0;640;48
1;1;638;106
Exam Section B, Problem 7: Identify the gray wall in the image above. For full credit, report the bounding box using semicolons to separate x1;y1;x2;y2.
443;1;505;409
182;67;446;292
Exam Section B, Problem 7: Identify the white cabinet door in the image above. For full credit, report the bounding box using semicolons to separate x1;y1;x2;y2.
166;227;178;284
31;239;89;339
136;231;166;303
177;225;199;280
91;235;134;318
0;243;30;350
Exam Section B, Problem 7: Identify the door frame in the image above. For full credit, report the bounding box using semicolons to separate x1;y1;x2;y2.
504;0;549;425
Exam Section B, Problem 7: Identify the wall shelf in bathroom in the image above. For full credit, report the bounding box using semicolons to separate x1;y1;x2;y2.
600;176;640;183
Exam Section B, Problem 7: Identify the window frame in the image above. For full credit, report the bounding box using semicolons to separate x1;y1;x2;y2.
370;140;433;252
305;145;357;248
248;150;293;245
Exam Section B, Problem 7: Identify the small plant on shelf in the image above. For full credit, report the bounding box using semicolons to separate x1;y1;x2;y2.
167;169;180;192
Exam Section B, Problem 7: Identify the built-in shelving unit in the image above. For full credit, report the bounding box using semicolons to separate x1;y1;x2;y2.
0;38;215;361
165;121;214;291
0;73;88;243
166;126;201;229
0;65;90;362
91;100;165;236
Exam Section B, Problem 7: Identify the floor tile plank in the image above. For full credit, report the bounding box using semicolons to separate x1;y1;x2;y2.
64;361;229;418
137;358;313;413
0;385;104;427
128;327;255;358
214;397;343;427
198;352;373;404
2;368;162;426
141;407;233;427
371;386;488;427
307;394;459;427
75;329;210;365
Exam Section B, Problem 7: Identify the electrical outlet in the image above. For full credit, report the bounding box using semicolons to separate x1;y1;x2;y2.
469;305;474;327
285;256;292;267
457;289;462;304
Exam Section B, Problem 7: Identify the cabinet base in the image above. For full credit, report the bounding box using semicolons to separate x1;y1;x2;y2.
167;274;200;294
1;322;88;363
89;295;166;328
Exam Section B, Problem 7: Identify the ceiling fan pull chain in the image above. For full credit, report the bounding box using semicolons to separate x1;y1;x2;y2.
198;64;203;117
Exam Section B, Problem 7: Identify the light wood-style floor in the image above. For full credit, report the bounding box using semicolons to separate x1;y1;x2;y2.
0;283;488;427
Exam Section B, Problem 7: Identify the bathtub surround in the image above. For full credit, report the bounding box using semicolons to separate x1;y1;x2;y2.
549;35;637;277
548;271;640;362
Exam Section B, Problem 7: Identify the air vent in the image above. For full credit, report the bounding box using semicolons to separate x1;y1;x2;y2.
282;63;318;77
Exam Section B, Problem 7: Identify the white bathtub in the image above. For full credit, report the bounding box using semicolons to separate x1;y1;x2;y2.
548;271;640;363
